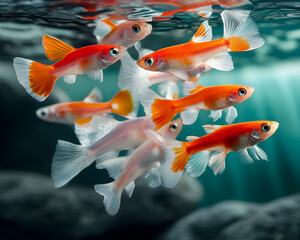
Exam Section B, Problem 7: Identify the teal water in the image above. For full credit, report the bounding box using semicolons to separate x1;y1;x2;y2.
1;0;300;207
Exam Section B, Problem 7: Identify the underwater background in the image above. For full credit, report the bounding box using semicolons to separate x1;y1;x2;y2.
1;0;300;239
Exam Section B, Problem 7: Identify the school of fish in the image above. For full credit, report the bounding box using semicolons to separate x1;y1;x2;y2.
13;3;279;216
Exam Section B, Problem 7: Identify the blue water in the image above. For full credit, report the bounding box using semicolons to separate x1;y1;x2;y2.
1;0;300;207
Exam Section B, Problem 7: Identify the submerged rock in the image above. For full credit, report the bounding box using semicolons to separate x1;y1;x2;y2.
160;194;300;240
0;171;203;240
159;201;258;240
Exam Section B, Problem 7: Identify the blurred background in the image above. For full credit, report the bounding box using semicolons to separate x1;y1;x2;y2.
1;0;300;239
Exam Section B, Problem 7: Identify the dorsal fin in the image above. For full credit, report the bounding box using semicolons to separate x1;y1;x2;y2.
93;19;117;39
189;20;212;44
203;125;223;134
43;34;76;61
183;81;205;95
83;87;103;103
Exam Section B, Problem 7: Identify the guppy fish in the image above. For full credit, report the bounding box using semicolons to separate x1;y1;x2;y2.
94;118;183;215
118;51;211;100
36;88;135;126
93;19;152;48
158;121;279;188
13;34;126;101
142;83;254;130
51;115;156;188
137;10;264;80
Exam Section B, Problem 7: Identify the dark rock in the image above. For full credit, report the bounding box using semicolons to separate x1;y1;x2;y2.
159;201;258;240
0;171;203;240
217;194;300;240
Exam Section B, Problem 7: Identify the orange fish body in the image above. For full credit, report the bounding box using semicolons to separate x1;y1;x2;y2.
36;89;135;126
137;10;264;80
159;121;279;188
142;84;254;130
13;34;126;101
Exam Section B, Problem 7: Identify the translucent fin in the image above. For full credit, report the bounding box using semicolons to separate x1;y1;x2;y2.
42;34;76;61
209;110;223;122
168;69;189;81
124;181;135;198
240;149;254;164
118;51;149;95
88;70;103;82
189;20;212;43
186;136;199;141
96;156;127;179
222;10;265;51
13;57;55;101
94;182;121;216
180;108;199;125
182;81;205;96
191;5;213;19
186;151;210;177
75;115;120;147
208;151;228;175
248;145;268;161
205;52;234;71
158;82;180;100
51;140;94;187
145;166;161;188
83;87;103;103
225;106;237;124
203;125;223;134
63;74;76;84
159;145;183;188
93;19;117;42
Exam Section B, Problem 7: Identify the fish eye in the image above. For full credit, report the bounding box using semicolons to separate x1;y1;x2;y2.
169;123;178;131
145;57;154;66
109;48;119;57
238;88;247;96
132;24;141;34
40;110;47;117
261;123;271;132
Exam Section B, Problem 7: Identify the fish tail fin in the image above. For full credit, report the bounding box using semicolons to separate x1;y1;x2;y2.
13;57;55;101
222;10;264;52
170;142;191;173
118;52;150;97
141;89;176;130
51;140;94;188
110;89;138;117
94;182;122;216
158;140;189;188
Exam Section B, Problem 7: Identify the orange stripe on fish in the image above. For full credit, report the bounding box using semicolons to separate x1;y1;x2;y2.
101;19;117;30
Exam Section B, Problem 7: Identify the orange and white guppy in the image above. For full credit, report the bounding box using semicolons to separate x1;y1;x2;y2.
13;34;126;101
137;10;264;80
36;88;136;126
157;121;279;188
142;83;254;130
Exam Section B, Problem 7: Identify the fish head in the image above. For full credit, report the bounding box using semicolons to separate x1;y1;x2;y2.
226;85;254;105
136;51;165;72
98;45;127;68
249;121;279;143
158;118;183;139
36;105;73;124
123;21;152;46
